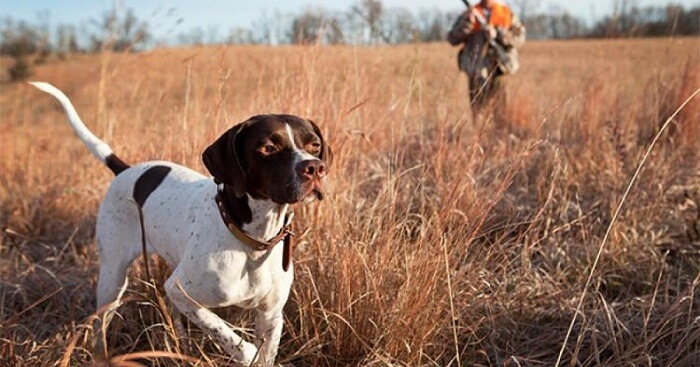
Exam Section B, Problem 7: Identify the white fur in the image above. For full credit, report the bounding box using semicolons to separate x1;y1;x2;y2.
29;82;114;163
285;123;317;164
31;82;295;367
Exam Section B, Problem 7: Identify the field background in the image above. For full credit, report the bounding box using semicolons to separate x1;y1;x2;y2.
1;38;699;366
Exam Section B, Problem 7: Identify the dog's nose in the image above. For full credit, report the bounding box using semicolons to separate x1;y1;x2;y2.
297;159;326;180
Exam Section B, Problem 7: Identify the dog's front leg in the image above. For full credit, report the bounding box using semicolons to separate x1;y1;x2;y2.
164;276;258;365
254;309;285;367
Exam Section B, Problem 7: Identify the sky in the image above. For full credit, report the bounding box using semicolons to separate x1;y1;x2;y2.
3;0;699;40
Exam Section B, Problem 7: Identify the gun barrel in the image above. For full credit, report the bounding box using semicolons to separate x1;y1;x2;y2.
472;8;488;26
460;0;488;27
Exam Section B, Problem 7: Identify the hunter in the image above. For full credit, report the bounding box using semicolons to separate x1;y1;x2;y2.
448;0;526;107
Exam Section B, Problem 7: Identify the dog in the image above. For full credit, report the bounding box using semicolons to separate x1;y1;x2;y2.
30;82;331;366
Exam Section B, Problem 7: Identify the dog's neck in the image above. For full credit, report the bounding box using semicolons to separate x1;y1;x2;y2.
220;185;289;242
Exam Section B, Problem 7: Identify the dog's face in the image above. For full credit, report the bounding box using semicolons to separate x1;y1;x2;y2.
203;114;332;204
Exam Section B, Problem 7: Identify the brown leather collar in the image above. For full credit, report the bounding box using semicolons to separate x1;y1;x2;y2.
215;189;296;271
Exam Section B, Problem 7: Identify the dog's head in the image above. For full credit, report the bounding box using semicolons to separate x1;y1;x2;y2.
203;114;332;204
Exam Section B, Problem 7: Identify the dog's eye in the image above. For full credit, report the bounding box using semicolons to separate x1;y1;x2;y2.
307;143;322;155
258;144;278;155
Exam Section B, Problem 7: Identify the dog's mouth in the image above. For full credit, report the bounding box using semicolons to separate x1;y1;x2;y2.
301;180;325;202
271;178;326;204
311;188;324;201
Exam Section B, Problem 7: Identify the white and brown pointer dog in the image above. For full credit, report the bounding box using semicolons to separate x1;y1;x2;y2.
30;82;331;366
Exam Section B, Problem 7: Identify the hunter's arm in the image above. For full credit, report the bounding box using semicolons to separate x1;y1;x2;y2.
447;13;471;45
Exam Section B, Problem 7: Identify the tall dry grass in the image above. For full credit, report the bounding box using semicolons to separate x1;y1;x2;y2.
1;38;699;366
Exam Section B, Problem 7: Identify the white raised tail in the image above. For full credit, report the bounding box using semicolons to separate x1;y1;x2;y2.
29;82;129;175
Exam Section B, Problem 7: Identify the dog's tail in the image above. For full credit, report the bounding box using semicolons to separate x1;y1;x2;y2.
29;82;130;175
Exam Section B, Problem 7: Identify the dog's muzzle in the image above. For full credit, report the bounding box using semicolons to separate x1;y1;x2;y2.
296;159;327;201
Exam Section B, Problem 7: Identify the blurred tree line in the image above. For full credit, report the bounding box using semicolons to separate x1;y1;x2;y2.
1;7;151;81
1;0;698;81
515;0;700;40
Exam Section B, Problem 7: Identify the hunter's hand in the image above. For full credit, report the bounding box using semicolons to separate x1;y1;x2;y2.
456;13;472;33
486;25;498;40
467;11;477;24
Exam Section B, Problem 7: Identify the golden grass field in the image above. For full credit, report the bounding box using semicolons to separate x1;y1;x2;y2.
1;37;699;366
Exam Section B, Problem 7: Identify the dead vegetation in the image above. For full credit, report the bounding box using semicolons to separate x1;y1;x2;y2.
1;38;699;366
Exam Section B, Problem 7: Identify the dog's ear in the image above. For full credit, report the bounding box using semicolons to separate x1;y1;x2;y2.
202;122;248;197
307;119;333;168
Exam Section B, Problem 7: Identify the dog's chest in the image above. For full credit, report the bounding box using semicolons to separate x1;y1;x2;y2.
183;241;290;309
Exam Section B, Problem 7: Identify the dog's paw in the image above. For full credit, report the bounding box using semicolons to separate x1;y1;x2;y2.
229;340;259;366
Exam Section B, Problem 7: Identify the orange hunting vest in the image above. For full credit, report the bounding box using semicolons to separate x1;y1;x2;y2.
472;2;513;30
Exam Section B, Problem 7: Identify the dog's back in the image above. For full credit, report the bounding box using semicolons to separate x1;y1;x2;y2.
98;161;213;268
